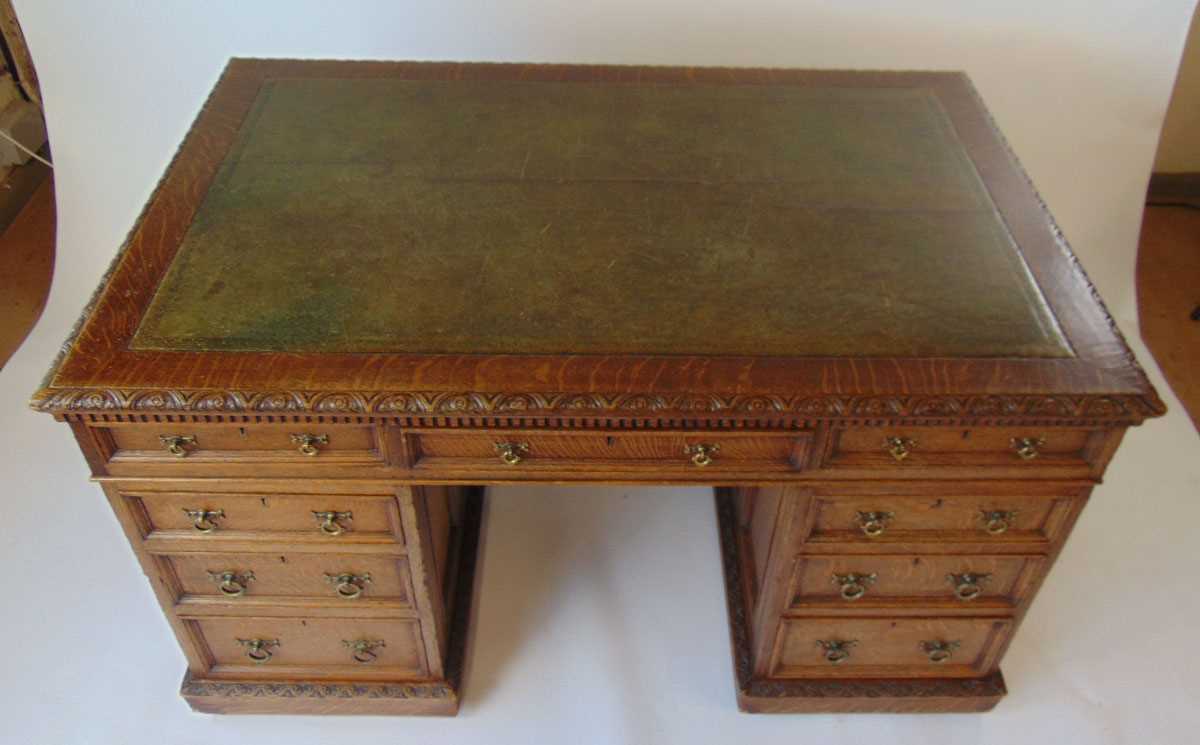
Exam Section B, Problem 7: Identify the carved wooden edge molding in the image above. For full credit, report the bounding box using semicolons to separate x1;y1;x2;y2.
29;387;1164;423
961;75;1161;405
179;675;452;700
34;62;244;403
742;672;1008;700
714;488;758;691
713;488;1008;701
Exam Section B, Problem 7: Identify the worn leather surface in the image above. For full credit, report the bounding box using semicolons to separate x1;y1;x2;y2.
132;78;1069;358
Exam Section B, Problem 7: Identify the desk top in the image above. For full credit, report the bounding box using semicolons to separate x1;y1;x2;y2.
134;77;1063;358
34;60;1163;424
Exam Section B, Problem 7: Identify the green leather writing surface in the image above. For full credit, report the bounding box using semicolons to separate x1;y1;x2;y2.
132;78;1069;357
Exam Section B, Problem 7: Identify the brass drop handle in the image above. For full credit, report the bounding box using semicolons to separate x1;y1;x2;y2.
237;637;279;664
312;510;353;536
343;638;386;664
948;571;991;601
980;509;1018;535
856;510;895;537
920;639;961;664
884;436;915;462
159;434;196;457
207;570;255;597
325;572;372;599
832;572;877;601
183;508;224;533
816;639;857;665
684;443;720;467
494;441;530;466
291;433;329;456
1011;437;1045;461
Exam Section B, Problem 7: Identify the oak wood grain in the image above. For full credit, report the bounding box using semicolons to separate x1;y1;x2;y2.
773;617;1012;679
189;616;428;679
121;489;406;545
31;61;1163;421
43;61;1160;716
162;552;414;605
788;554;1044;610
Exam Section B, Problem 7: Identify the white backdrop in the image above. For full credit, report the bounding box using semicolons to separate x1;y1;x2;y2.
3;2;1200;743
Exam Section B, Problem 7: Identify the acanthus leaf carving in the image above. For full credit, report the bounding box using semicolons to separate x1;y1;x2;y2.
312;392;367;413
375;393;428;413
910;396;962;417
250;391;306;412
850;396;905;417
29;387;1158;423
1022;396;1075;418
130;390;186;410
181;677;452;700
190;391;244;411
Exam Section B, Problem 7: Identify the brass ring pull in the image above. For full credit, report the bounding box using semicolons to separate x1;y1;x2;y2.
291;433;329;456
884;436;915;462
832;572;877;601
683;443;720;467
313;510;353;536
1010;437;1045;461
183;508;224;533
237;637;279;664
159;434;196;457
920;639;961;664
980;509;1018;535
948;572;990;601
816;639;857;665
325;572;372;599
343;638;386;664
494;441;530;466
856;510;895;538
207;570;255;598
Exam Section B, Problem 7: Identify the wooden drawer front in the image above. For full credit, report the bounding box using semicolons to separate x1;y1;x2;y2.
804;494;1078;546
93;424;384;472
164;553;413;606
407;431;810;473
124;491;404;545
191;617;427;679
820;426;1105;476
774;618;1012;679
789;555;1043;610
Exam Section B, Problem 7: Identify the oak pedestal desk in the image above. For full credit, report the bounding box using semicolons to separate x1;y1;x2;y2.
33;59;1164;715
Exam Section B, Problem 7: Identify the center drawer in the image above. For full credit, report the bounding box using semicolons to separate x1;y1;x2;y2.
162;553;414;607
404;430;811;474
187;617;428;680
773;617;1013;679
788;554;1044;610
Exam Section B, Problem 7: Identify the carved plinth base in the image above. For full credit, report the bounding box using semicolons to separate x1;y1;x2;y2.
734;672;1007;714
714;488;1007;714
180;674;461;715
181;489;484;716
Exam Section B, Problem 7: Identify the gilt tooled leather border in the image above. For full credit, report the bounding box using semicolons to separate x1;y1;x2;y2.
31;388;1164;423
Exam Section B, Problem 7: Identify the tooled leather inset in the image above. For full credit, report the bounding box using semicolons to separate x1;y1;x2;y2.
129;78;1070;359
